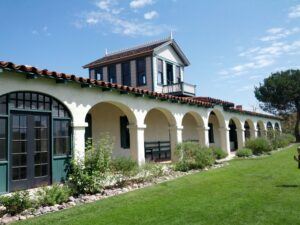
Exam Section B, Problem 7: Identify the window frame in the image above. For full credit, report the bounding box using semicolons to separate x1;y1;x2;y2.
121;62;131;86
136;58;146;86
120;116;130;149
108;64;117;83
157;59;164;85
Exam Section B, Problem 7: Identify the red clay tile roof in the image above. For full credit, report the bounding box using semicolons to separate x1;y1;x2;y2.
191;97;235;107
0;61;211;107
83;38;170;68
0;60;281;120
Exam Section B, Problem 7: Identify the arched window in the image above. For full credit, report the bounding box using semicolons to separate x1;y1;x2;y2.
0;91;72;192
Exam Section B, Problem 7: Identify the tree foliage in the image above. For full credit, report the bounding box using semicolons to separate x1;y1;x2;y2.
255;69;300;141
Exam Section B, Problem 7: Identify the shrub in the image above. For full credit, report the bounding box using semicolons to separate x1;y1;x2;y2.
37;184;71;206
0;191;32;215
236;148;253;157
245;138;272;155
174;142;215;171
212;147;228;159
110;157;138;177
271;135;290;149
139;162;164;179
194;148;215;169
283;133;296;143
85;134;114;174
67;161;104;195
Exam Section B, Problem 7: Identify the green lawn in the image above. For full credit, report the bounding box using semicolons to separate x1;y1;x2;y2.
17;145;300;225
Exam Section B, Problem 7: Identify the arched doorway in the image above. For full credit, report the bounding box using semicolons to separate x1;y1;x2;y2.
229;119;238;151
257;120;265;137
0;91;72;192
267;121;273;138
144;108;176;162
244;121;251;140
207;109;227;152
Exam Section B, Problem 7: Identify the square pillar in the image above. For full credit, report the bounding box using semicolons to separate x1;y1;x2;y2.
252;129;258;139
236;128;245;149
72;123;88;162
197;126;210;147
219;127;231;154
169;125;183;161
128;124;146;165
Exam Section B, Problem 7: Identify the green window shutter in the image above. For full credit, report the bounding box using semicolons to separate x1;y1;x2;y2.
120;116;130;148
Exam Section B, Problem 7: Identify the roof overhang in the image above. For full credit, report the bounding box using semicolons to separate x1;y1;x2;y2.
153;40;190;66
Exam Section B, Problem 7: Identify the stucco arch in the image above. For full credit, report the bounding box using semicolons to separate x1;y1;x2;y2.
144;107;177;126
267;121;273;130
274;122;280;131
228;117;244;151
86;101;137;158
256;120;266;137
182;111;205;143
244;119;256;139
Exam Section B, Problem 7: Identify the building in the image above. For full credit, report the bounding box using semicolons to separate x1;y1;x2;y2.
0;37;281;193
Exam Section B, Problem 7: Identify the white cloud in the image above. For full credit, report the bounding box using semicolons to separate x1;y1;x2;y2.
260;27;300;42
144;10;159;20
83;11;167;36
288;4;300;18
236;85;253;92
130;0;154;9
76;0;170;37
31;26;51;36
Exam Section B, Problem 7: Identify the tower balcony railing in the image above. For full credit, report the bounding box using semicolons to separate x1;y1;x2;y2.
162;82;196;97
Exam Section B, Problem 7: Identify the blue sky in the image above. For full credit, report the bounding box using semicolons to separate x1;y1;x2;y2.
1;0;300;111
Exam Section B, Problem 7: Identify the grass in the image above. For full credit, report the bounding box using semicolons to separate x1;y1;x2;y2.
17;144;300;225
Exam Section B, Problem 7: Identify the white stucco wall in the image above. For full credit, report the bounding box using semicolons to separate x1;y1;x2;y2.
144;109;170;142
0;70;282;163
182;113;199;141
89;102;131;158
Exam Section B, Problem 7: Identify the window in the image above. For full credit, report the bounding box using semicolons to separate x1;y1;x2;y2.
208;123;214;143
0;118;7;160
166;63;174;85
52;100;70;118
122;62;131;86
89;69;95;79
120;116;130;149
53;120;71;156
157;59;163;85
85;114;92;143
176;66;181;83
95;67;103;80
0;96;7;115
9;92;50;111
136;58;146;86
108;65;116;83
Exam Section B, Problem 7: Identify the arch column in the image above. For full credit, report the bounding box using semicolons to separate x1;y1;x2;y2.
169;125;183;161
253;129;258;138
236;127;245;149
197;126;210;147
128;124;146;165
72;122;88;162
219;127;230;154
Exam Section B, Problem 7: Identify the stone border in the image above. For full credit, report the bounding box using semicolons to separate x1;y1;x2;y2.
0;163;228;224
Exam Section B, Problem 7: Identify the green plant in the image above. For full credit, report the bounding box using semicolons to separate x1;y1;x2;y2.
194;148;215;169
174;142;215;171
236;148;253;157
67;161;104;195
110;157;138;177
37;184;71;206
212;147;228;159
0;191;32;215
85;134;114;174
245;138;272;155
